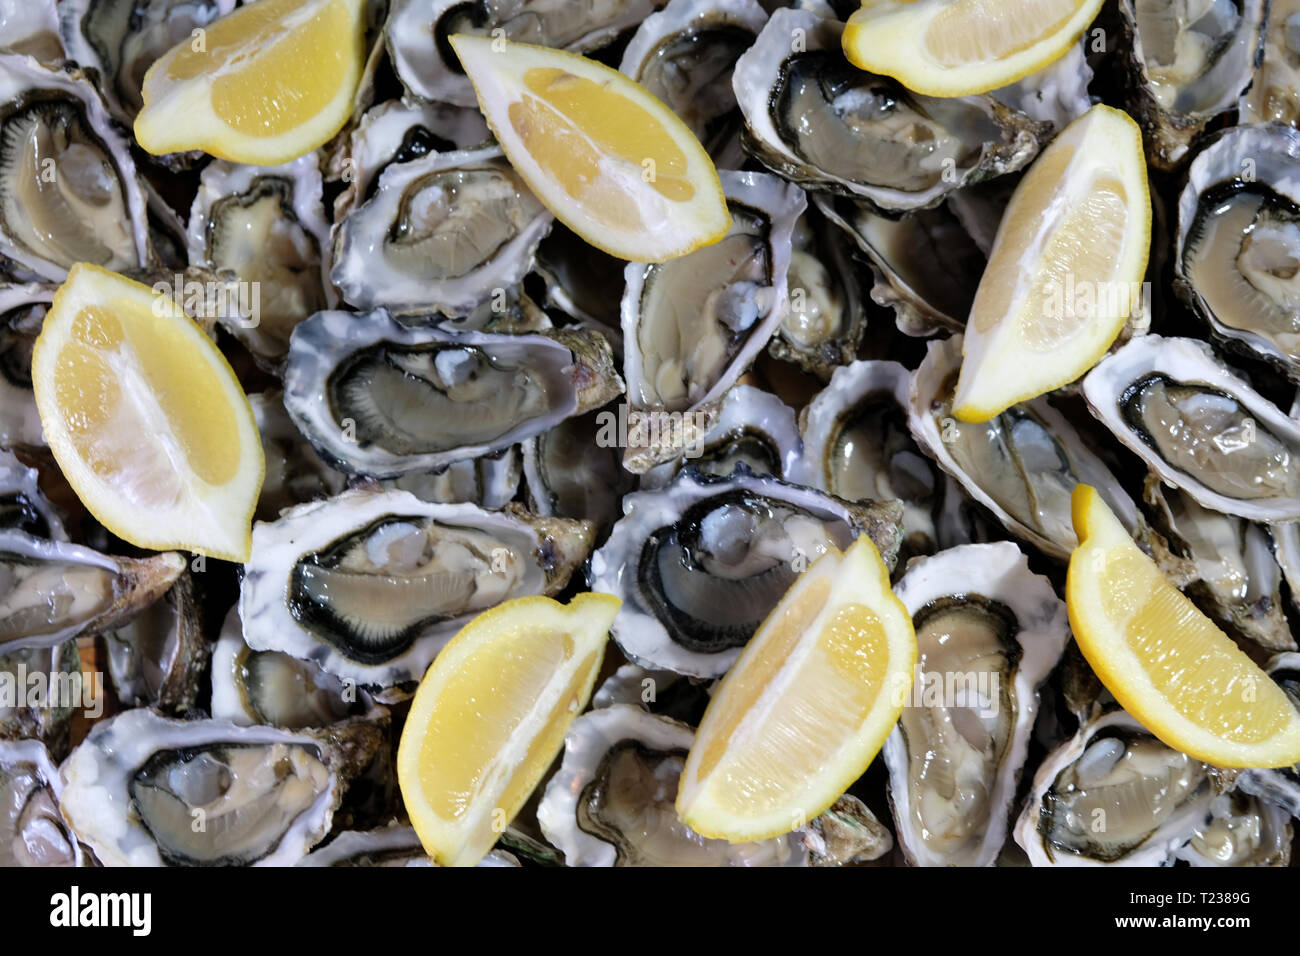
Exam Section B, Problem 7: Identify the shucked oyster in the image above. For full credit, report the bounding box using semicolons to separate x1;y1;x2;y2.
523;404;636;536
884;543;1069;867
104;569;212;713
1173;789;1292;866
732;8;1046;213
0;639;81;758
0;53;152;281
1240;0;1300;124
0;0;64;64
240;489;594;690
1174;123;1300;378
1083;335;1300;521
60;708;384;866
331;146;552;316
282;308;622;477
1014;709;1212;866
588;468;903;677
387;0;662;107
0;283;51;449
379;447;521;511
622;170;803;472
0;738;82;866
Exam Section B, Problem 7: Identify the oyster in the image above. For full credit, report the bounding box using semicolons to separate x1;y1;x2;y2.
622;170;803;472
240;490;594;689
587;467;903;677
58;0;237;127
1013;709;1213;866
211;606;370;730
1082;335;1300;521
186;155;334;367
0;638;81;758
250;390;348;522
639;384;801;490
591;662;714;725
103;570;211;713
297;824;519;866
732;8;1046;212
0;738;82;866
1143;473;1294;651
380;447;521;510
0;447;63;538
0;283;50;449
1240;0;1300;124
533;223;625;336
910;335;1141;560
0;0;63;64
991;37;1095;131
884;543;1070;867
331;146;551;315
59;708;382;866
282;308;622;477
1173;789;1293;866
794;360;945;559
618;0;768;165
1119;0;1268;168
523;404;636;535
386;0;662;107
0;532;184;651
1174;123;1300;378
0;53;152;281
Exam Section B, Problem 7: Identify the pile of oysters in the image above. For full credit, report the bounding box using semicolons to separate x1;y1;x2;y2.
1;0;1300;867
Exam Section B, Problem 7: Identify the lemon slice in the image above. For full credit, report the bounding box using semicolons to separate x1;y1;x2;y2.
397;593;619;867
449;34;730;263
843;0;1105;97
1067;484;1300;768
676;535;915;842
134;0;365;165
951;104;1150;423
31;263;263;561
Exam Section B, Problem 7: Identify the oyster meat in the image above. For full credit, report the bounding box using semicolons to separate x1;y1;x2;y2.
0;283;50;449
0;738;81;866
1240;0;1300;124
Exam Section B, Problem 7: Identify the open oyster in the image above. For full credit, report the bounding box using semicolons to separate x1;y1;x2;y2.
240;490;594;690
1174;123;1300;378
0;0;64;63
387;0;661;107
884;543;1069;867
1082;335;1300;521
523;405;636;536
380;447;521;510
331;145;552;316
0;53;152;281
0;283;50;449
587;467;903;677
251;390;347;522
104;569;211;713
297;824;519;866
0;738;82;866
59;708;384;866
618;0;768;165
732;8;1046;213
1120;0;1267;169
0;639;80;758
186;155;334;368
1013;709;1213;866
0;447;63;539
1173;789;1293;866
910;335;1141;561
622;170;803;472
282;308;622;477
1240;0;1300;124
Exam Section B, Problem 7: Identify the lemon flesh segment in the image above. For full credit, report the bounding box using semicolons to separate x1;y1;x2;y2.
677;535;916;842
843;0;1105;97
449;33;730;264
1066;485;1300;769
397;593;619;867
133;0;365;165
952;104;1150;423
31;263;264;561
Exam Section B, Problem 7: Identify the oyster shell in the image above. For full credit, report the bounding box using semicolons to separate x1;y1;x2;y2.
0;53;152;281
1174;123;1300;378
380;447;521;510
240;490;594;690
618;0;768;165
990;37;1095;131
1240;0;1300;124
186;155;334;368
622;170;803;472
0;283;50;449
331;146;552;315
910;335;1141;560
0;0;64;64
250;389;348;522
587;467;903;677
104;569;211;713
1013;709;1213;866
387;0;662;107
0;738;82;866
1082;334;1300;521
1173;789;1293;866
522;404;636;535
533;223;625;336
0;447;63;538
297;824;519;866
0;638;81;758
884;543;1069;867
732;8;1046;212
59;708;381;866
1119;0;1268;169
282;308;622;477
1234;652;1300;815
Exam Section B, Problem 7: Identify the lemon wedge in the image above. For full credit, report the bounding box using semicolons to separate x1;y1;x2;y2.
134;0;365;165
397;593;619;867
843;0;1105;97
449;33;730;263
31;264;263;561
1067;484;1300;769
952;104;1150;423
676;535;915;842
